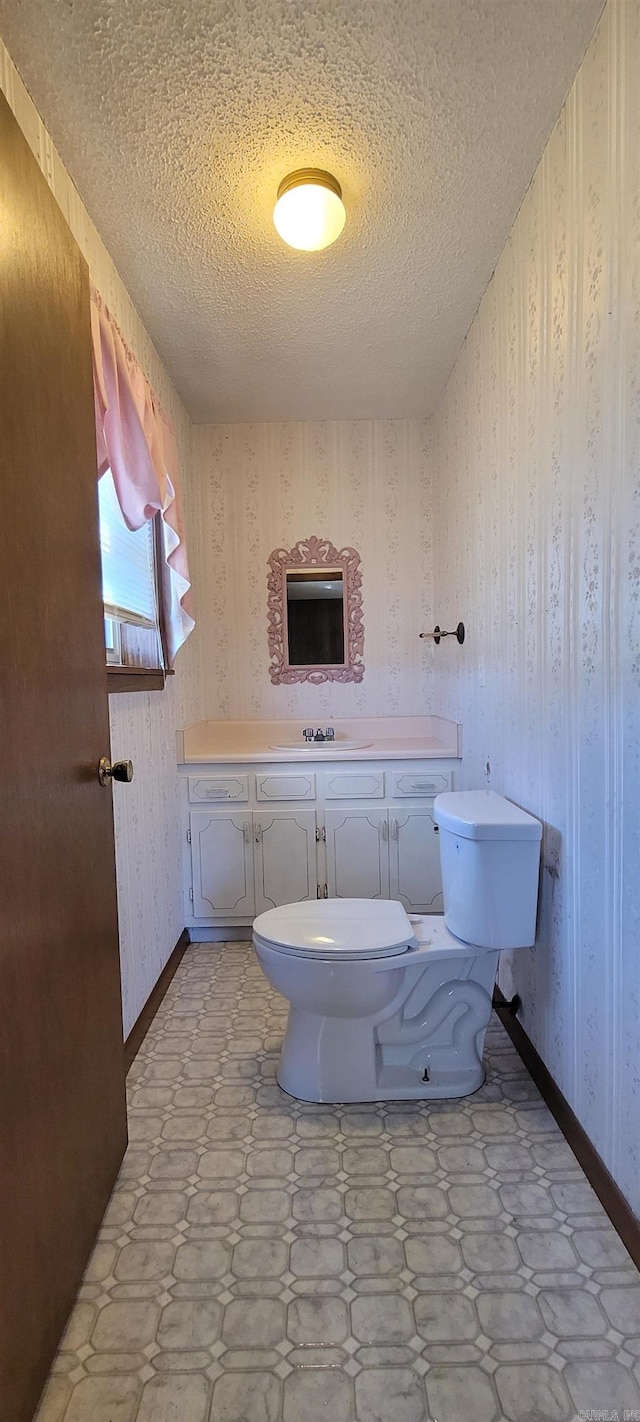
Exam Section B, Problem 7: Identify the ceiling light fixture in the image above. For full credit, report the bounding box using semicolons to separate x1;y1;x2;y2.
273;169;346;252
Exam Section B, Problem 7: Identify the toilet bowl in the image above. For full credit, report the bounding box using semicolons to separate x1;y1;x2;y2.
252;790;542;1103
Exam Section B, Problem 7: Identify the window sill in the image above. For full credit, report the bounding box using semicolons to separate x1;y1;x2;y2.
107;666;169;694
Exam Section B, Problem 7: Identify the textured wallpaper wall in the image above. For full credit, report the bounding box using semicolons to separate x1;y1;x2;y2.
0;41;203;1037
431;0;640;1212
190;419;435;722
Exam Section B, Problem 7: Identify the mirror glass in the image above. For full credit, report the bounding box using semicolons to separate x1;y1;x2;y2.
285;568;345;667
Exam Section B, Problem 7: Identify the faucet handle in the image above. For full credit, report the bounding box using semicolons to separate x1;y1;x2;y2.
324;727;335;740
303;727;314;741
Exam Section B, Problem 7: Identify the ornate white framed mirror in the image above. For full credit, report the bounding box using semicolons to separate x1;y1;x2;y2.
267;536;364;685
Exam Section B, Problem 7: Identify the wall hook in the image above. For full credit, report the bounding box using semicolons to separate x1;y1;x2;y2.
419;622;465;646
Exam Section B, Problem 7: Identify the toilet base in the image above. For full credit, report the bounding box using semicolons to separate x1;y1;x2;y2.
255;915;501;1106
277;1058;486;1104
276;985;491;1104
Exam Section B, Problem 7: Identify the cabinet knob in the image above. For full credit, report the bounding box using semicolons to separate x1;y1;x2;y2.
98;756;133;787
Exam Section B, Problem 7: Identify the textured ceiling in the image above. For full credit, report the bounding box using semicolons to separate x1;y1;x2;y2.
0;0;602;422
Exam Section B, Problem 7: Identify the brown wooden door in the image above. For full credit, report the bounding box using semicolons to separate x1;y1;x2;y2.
0;94;127;1422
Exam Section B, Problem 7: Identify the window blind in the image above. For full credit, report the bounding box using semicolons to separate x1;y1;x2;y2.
98;468;157;628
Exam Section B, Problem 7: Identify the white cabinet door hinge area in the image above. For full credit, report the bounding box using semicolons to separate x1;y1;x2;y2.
189;811;255;918
389;808;443;912
254;810;317;914
325;809;390;900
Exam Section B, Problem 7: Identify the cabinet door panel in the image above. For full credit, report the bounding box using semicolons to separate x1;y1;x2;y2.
389;808;443;912
326;810;389;900
190;811;255;917
254;811;317;914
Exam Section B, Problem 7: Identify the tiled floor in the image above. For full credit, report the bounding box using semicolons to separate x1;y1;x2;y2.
37;942;640;1422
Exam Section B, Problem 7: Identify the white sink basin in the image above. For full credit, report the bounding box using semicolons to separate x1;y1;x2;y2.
270;739;373;752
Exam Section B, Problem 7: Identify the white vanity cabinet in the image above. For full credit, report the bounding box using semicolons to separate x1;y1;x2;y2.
325;806;443;911
254;810;318;914
180;754;456;935
190;811;255;917
325;809;390;900
389;807;443;912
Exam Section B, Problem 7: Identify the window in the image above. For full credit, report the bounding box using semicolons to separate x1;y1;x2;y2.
98;468;164;677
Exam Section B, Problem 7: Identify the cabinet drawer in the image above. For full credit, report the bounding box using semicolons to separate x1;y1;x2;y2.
390;771;452;798
188;775;249;804
325;771;384;799
256;773;316;802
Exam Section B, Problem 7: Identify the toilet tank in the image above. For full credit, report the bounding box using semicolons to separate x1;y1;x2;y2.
433;790;542;949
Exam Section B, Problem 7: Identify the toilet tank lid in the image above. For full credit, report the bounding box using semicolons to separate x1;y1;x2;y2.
434;790;542;841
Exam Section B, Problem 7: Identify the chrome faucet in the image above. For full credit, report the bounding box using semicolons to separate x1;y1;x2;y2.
303;727;335;743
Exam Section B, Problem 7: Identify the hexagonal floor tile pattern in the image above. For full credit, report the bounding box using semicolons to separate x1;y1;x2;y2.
35;942;640;1421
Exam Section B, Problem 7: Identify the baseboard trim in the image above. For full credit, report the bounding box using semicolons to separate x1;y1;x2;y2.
493;986;640;1270
124;930;190;1073
188;926;251;942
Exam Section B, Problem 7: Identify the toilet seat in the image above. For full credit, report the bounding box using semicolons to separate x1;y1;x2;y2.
253;898;415;961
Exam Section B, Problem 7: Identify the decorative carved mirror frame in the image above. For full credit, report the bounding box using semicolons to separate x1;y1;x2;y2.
267;536;365;685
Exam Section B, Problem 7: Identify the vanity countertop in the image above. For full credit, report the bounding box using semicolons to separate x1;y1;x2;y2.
177;716;462;765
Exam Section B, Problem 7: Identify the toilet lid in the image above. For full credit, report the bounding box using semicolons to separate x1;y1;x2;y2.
253;898;414;959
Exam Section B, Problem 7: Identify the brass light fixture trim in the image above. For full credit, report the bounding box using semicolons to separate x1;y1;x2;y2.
276;169;343;202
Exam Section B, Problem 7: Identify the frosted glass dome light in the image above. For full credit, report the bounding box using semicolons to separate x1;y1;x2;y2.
273;169;346;252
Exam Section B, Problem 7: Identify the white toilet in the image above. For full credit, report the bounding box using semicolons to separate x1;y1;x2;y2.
252;789;542;1103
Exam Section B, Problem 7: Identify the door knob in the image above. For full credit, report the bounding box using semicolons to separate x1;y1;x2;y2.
98;756;134;787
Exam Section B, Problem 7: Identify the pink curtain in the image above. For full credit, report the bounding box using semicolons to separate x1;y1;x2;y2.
90;284;194;666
